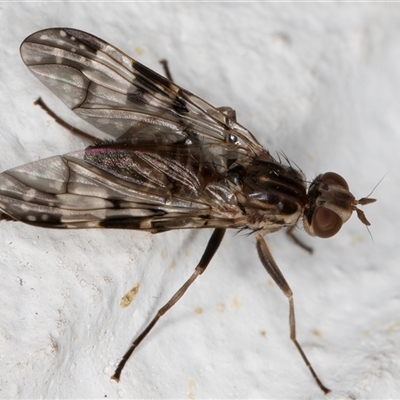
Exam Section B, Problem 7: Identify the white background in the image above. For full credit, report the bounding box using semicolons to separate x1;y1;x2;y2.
0;3;399;399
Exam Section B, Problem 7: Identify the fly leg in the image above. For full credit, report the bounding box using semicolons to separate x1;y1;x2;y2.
112;228;226;382
159;59;174;82
34;97;99;143
255;232;331;395
286;226;313;253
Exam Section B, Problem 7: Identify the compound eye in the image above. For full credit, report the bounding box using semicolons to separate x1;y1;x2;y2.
312;207;343;238
320;172;349;190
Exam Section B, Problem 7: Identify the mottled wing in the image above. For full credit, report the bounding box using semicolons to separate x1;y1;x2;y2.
1;28;267;232
20;28;263;153
0;141;247;231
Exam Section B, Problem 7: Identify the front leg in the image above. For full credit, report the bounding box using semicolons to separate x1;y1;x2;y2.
255;232;330;395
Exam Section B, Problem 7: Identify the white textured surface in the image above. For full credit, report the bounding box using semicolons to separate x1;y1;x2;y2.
0;3;399;399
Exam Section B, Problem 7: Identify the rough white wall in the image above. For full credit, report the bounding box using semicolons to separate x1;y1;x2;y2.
0;3;399;399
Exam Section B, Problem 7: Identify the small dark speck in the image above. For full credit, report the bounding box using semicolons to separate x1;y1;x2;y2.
173;98;189;114
127;88;147;103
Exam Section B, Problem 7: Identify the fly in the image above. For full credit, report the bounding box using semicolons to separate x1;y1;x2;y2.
0;28;376;394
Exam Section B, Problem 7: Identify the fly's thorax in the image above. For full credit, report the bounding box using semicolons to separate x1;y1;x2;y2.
226;155;307;229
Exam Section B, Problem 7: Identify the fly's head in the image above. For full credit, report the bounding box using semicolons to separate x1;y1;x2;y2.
303;172;376;238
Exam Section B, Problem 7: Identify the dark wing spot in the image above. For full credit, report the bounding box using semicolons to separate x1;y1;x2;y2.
127;88;148;103
64;29;102;52
172;97;189;114
99;217;145;229
133;61;175;91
